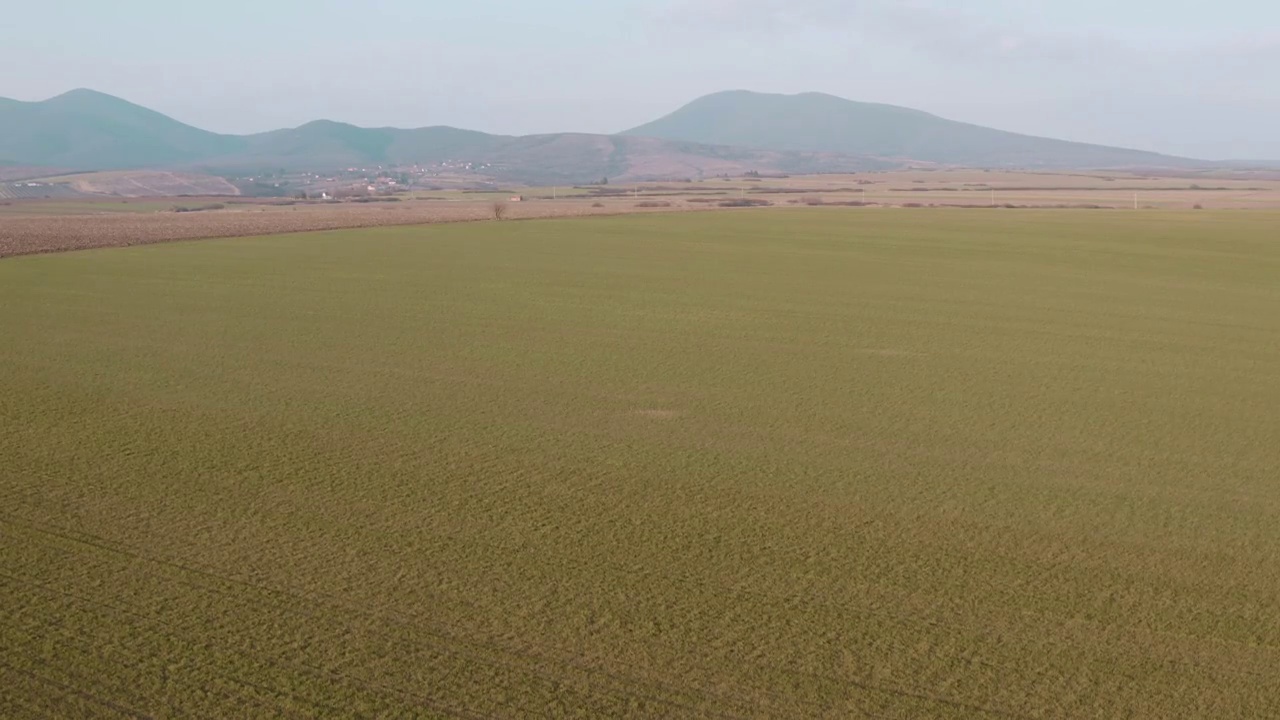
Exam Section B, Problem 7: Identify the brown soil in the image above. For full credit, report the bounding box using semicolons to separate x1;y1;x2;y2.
0;199;711;259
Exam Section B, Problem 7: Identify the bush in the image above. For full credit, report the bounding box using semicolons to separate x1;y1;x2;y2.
635;201;671;208
718;198;771;208
492;202;508;220
592;202;605;208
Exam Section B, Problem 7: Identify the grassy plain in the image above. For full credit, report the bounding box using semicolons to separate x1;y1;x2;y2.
2;210;1279;717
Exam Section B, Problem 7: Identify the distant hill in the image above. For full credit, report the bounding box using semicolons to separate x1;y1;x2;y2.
198;122;895;181
1;88;1209;183
210;124;888;181
0;90;889;183
624;90;1202;169
0;89;245;168
227;122;506;171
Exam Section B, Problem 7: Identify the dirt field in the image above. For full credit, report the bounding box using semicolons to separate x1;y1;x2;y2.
0;198;698;258
734;169;1280;210
5;169;1279;259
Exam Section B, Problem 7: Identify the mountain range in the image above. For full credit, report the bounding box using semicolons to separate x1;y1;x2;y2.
0;88;1210;183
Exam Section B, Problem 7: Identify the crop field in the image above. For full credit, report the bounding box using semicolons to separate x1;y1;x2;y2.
2;210;1279;717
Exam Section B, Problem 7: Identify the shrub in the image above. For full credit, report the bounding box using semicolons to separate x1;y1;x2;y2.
492;202;508;220
635;201;672;208
718;198;771;208
592;202;605;208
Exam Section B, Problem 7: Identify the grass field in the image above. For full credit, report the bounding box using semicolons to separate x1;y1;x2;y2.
3;210;1279;717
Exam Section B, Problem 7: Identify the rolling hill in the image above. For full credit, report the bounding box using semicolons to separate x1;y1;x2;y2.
0;90;889;182
1;88;1206;182
624;90;1201;169
0;89;246;169
215;120;903;181
223;125;889;182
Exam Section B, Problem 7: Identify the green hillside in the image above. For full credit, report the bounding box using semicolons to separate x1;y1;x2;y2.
0;88;1205;178
226;123;505;171
0;91;510;172
0;89;245;169
624;90;1199;168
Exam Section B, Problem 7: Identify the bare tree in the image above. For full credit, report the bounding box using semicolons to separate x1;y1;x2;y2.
492;201;508;220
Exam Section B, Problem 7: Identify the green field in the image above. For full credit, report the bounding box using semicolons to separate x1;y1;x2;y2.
3;210;1279;717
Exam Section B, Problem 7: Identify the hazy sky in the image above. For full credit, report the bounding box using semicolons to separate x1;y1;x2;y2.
4;0;1278;159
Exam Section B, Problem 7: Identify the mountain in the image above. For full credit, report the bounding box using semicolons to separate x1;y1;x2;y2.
0;90;889;182
197;125;884;182
2;88;1208;182
468;134;893;184
229;122;504;171
206;123;892;181
0;92;503;172
0;89;245;168
624;90;1201;169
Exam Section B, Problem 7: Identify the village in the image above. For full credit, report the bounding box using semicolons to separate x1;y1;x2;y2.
229;160;506;198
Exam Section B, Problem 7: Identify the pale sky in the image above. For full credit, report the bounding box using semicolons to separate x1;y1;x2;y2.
3;0;1278;159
